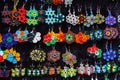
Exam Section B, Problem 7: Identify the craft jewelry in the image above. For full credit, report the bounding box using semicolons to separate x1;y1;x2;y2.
64;0;73;7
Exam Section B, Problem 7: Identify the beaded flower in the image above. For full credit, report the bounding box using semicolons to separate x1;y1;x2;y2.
64;28;75;44
2;32;17;48
68;67;77;77
87;45;102;58
83;11;91;27
43;30;58;46
78;14;86;24
47;48;61;62
62;49;77;66
0;49;5;62
103;44;117;61
30;49;46;62
106;62;118;73
75;32;90;44
60;67;69;78
14;29;29;42
94;9;104;24
105;11;116;26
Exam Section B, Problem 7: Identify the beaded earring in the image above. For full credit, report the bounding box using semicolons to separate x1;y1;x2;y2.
105;10;116;26
68;66;77;77
87;45;102;58
27;28;41;43
75;27;90;44
30;46;46;62
56;27;65;42
64;27;75;44
64;0;73;7
14;28;29;42
38;5;45;23
45;7;56;25
103;42;117;61
87;8;95;26
55;8;65;23
60;66;69;78
78;7;86;25
84;9;91;27
18;4;27;24
26;5;38;26
95;62;106;74
77;62;85;75
94;8;104;24
66;9;79;26
47;47;61;63
62;47;77;66
117;45;120;62
43;28;58;46
106;62;118;73
10;0;20;26
1;4;11;24
2;28;17;48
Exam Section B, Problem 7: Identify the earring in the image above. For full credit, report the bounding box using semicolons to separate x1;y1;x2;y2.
38;5;45;23
94;8;104;24
64;0;73;7
45;7;56;25
60;66;69;78
84;9;91;27
105;10;116;26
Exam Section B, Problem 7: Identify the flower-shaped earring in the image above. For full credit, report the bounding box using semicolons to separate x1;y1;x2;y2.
45;7;56;25
62;47;77;66
87;45;102;58
64;0;73;7
55;8;65;23
87;8;95;26
84;10;91;27
1;4;11;24
30;47;46;62
60;66;69;78
2;28;17;48
47;47;61;63
78;14;86;24
105;10;116;26
94;29;103;40
64;27;75;44
103;43;117;61
14;28;29;42
68;66;77;77
77;62;85;75
94;8;104;24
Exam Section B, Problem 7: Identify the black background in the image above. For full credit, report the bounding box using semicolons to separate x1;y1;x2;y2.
0;0;120;80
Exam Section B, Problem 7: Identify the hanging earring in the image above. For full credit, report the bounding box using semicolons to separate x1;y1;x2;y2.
105;9;116;26
60;66;69;78
77;62;85;75
38;5;45;23
68;66;77;78
64;27;75;44
94;7;104;24
45;7;56;25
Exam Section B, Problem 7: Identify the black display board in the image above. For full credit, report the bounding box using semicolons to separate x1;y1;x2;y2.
0;0;120;80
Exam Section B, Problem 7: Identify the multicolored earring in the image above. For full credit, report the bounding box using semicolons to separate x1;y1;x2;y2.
38;5;45;23
45;7;56;25
94;8;104;24
68;66;77;77
84;9;91;27
47;47;61;63
77;62;85;75
105;10;116;26
62;47;77;66
60;66;69;78
64;27;75;44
